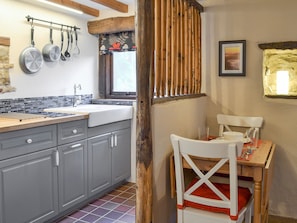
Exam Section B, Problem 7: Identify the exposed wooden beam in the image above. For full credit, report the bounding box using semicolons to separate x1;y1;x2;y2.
48;0;100;17
258;41;297;50
0;37;10;46
188;0;204;12
91;0;128;13
135;0;154;222
88;16;134;34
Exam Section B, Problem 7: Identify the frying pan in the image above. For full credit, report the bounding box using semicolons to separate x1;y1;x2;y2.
42;27;61;62
19;26;43;74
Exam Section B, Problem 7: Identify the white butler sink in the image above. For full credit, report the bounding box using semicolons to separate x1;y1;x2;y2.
45;104;133;127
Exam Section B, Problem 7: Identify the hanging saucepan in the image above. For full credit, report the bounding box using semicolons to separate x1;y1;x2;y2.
19;26;44;74
42;27;61;62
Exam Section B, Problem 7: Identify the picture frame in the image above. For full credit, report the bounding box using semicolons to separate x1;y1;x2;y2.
219;40;246;76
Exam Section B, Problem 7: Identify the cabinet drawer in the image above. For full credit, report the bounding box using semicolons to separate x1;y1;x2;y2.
0;125;57;161
58;120;87;145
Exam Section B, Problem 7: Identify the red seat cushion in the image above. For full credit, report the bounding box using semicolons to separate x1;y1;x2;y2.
183;178;252;220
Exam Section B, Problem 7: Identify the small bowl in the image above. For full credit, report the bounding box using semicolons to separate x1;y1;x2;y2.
223;131;244;141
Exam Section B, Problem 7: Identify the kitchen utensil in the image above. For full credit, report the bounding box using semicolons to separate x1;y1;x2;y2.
72;28;80;55
64;29;71;58
69;29;73;53
42;27;61;62
60;28;66;61
19;25;43;74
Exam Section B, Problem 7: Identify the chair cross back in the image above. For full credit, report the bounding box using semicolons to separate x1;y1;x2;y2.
170;134;252;223
217;114;264;141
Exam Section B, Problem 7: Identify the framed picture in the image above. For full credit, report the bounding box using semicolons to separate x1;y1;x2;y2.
219;40;246;76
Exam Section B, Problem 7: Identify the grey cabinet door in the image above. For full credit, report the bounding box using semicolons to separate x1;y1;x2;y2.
112;128;131;185
87;133;112;197
0;148;58;223
58;140;88;212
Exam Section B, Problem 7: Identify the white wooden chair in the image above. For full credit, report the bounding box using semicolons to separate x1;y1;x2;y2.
217;114;263;147
170;134;253;223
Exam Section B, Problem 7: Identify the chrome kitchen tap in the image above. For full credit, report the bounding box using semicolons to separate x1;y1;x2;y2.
73;84;82;107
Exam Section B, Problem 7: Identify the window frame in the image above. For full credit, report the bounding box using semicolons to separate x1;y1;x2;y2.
99;52;136;100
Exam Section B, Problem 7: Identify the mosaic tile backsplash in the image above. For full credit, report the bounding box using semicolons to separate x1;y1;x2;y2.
0;95;92;114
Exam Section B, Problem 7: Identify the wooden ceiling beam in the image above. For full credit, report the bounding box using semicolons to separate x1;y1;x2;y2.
88;16;134;35
48;0;100;17
91;0;128;13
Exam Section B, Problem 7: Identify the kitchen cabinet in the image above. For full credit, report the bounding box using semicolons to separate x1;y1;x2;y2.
87;120;131;197
58;140;87;212
0;125;58;223
57;120;87;213
0;118;131;223
111;127;131;184
88;133;112;196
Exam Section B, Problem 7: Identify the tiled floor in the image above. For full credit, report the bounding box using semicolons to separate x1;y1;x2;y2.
56;182;136;223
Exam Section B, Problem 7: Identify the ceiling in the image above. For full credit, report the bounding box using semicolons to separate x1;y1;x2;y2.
19;0;135;19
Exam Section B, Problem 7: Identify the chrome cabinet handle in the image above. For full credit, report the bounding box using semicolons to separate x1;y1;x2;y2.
55;150;59;166
114;134;118;147
26;138;33;144
70;143;82;149
72;129;78;134
111;135;114;148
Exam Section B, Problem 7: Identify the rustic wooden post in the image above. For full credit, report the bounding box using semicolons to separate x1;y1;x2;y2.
135;0;154;223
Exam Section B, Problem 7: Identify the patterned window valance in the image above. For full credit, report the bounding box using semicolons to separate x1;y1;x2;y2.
99;31;136;55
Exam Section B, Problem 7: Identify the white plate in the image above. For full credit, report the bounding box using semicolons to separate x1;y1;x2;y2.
212;137;251;144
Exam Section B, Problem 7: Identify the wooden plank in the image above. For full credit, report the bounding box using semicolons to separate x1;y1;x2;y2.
166;0;172;96
258;41;297;50
48;0;99;17
0;37;10;46
262;144;275;218
183;1;188;94
171;0;178;96
91;0;128;13
154;0;161;97
160;0;167;97
176;0;181;95
135;0;154;222
88;16;135;34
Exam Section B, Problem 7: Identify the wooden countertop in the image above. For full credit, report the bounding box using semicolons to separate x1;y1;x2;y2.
0;114;89;133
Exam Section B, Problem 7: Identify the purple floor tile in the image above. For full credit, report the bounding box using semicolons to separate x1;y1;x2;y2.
80;213;100;223
91;207;110;216
101;201;119;210
81;205;97;213
104;210;124;220
111;197;126;204
96;217;114;223
119;214;135;223
69;210;87;219
115;204;132;213
91;199;106;207
55;217;76;223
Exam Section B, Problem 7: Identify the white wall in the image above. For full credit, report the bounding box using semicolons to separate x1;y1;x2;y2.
151;97;207;223
0;0;134;99
201;0;297;219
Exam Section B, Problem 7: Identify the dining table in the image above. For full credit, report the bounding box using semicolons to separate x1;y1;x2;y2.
170;139;276;223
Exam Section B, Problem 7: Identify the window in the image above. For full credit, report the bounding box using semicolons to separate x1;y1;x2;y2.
100;51;136;99
112;51;136;93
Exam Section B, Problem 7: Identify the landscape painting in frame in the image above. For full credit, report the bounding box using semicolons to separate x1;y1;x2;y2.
219;40;246;76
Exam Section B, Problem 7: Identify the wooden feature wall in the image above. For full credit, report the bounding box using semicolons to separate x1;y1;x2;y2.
154;0;202;97
135;0;203;223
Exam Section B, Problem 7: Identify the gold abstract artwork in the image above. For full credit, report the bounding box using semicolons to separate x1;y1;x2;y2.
263;49;297;97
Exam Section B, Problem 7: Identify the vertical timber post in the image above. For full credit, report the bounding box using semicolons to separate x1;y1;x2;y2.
135;0;154;223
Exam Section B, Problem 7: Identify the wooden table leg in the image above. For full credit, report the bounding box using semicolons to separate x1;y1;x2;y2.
253;180;262;223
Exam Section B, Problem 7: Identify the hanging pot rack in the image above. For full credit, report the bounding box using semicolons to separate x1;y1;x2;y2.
26;15;80;31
